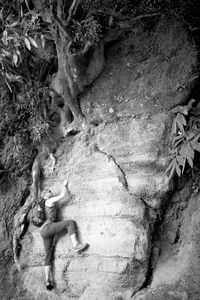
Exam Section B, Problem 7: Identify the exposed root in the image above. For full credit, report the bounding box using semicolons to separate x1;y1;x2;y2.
62;118;91;136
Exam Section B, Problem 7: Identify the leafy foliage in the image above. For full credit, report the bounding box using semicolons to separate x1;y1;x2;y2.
0;7;36;88
0;1;55;87
166;99;200;179
69;16;102;53
0;80;51;178
0;0;200;183
0;1;54;181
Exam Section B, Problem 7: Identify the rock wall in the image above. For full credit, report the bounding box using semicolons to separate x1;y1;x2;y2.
0;176;29;300
2;16;199;300
133;176;200;300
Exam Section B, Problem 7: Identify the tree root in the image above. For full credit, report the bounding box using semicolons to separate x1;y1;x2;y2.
62;117;91;136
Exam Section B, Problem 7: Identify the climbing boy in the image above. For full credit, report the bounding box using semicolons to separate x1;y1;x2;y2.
40;180;88;290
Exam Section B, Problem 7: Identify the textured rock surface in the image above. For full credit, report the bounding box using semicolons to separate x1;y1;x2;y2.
0;177;29;300
81;16;197;124
133;177;200;300
0;16;199;300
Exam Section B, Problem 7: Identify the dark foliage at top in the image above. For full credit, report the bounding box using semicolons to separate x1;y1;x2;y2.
0;0;200;184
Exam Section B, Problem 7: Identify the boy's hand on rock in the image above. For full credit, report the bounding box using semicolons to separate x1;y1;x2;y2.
63;179;68;187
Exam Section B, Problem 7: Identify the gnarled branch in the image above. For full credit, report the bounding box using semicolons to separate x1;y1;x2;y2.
67;0;82;24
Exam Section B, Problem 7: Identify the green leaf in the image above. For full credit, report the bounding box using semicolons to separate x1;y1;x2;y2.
177;113;186;126
176;155;185;167
179;144;187;158
20;5;23;17
41;34;45;48
28;36;38;48
194;132;200;142
165;159;176;178
190;140;200;152
9;21;19;27
13;53;18;66
25;0;30;11
5;79;12;92
173;137;185;148
24;37;31;50
182;157;186;173
0;8;3;20
187;155;193;168
187;143;194;159
168;164;175;179
166;159;174;172
5;73;22;82
187;99;195;111
166;154;176;162
109;16;113;27
176;120;185;134
2;30;8;45
184;143;194;168
169;148;178;154
16;49;22;62
186;129;198;141
175;163;181;177
2;49;11;56
172;133;185;145
172;119;176;135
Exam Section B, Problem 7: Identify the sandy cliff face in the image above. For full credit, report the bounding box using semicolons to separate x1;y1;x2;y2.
0;16;199;300
133;177;200;300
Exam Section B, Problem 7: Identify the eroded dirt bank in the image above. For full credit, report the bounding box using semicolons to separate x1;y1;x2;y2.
0;15;199;300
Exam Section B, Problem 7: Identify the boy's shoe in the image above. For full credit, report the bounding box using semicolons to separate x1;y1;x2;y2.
46;279;54;291
74;242;89;253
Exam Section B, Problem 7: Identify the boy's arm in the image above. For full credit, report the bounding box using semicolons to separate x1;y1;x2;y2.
45;180;68;207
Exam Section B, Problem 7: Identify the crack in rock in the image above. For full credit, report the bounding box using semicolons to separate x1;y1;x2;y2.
94;144;161;296
94;144;155;212
94;145;129;191
95;145;156;211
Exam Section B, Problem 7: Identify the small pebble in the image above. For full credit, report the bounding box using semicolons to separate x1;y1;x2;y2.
109;107;114;113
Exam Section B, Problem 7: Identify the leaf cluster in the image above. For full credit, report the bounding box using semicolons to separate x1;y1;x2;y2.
0;1;55;89
0;80;51;179
166;99;200;179
0;1;55;180
68;16;102;54
1;0;200;184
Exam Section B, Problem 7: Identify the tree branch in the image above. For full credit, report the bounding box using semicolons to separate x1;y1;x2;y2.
114;13;161;30
57;0;64;20
97;9;160;23
67;0;82;24
53;15;69;38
